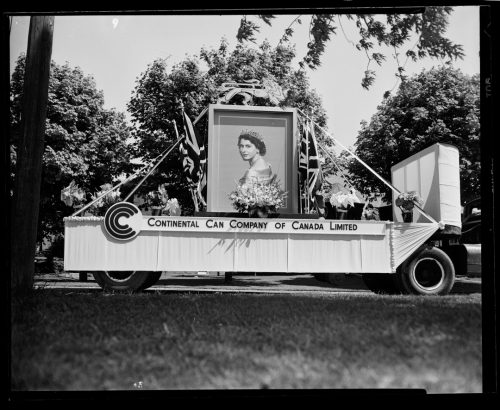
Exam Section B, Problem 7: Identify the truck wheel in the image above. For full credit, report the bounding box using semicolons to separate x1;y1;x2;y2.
362;273;400;294
92;271;157;292
137;271;163;291
327;273;348;287
395;246;455;295
313;273;329;282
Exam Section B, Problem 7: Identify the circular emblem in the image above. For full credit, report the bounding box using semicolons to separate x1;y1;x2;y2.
104;202;143;241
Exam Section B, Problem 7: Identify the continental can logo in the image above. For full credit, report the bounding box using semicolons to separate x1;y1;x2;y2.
104;202;143;241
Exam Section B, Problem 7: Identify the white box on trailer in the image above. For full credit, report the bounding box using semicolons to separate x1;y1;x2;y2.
391;143;461;228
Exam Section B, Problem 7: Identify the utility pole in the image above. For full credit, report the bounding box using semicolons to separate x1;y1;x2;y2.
10;16;54;293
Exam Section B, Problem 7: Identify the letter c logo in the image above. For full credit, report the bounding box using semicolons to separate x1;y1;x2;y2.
104;202;143;241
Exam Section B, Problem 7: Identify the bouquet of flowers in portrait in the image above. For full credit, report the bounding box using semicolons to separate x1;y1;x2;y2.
229;175;287;215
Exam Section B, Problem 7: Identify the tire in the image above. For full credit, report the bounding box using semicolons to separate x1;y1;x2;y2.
394;246;455;295
313;273;329;282
327;273;348;287
362;273;400;294
137;271;163;291
92;271;158;292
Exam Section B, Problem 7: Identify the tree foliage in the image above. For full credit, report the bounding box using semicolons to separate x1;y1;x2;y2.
128;39;329;214
237;7;464;89
10;55;134;240
347;65;480;204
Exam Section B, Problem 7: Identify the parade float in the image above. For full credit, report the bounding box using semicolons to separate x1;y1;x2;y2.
63;81;464;295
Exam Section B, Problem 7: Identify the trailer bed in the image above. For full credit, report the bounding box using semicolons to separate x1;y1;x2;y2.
64;216;440;274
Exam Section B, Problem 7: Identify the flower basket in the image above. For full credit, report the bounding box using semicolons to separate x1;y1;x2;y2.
88;184;122;216
248;205;271;218
395;191;423;223
336;208;348;220
151;206;164;216
329;189;359;219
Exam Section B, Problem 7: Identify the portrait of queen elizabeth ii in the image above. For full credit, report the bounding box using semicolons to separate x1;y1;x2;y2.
237;130;274;185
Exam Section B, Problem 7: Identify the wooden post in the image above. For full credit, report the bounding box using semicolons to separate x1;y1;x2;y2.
10;16;54;293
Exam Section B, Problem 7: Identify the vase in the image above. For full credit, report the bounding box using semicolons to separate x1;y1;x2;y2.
248;206;270;218
336;208;348;220
151;206;163;216
402;210;413;223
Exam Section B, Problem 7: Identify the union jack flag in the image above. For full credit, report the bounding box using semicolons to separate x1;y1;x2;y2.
179;110;206;195
299;120;323;201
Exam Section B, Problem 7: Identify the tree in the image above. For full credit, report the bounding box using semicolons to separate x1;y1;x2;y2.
10;55;134;242
237;8;464;90
346;65;480;204
128;39;329;213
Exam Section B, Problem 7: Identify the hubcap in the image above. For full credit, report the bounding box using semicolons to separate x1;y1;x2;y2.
103;270;137;282
411;258;445;291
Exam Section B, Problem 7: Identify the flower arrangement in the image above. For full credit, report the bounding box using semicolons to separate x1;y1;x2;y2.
142;184;181;216
88;183;122;216
165;198;181;216
361;204;380;221
329;189;359;209
145;184;169;208
60;180;86;208
395;191;423;212
229;175;287;214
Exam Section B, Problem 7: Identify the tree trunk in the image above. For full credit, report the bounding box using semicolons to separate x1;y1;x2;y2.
10;16;54;293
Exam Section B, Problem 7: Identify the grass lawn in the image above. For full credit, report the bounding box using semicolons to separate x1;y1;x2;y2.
11;289;482;392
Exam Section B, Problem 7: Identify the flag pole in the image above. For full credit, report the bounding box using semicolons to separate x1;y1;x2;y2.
298;137;302;215
305;118;311;214
193;106;208;126
174;117;199;212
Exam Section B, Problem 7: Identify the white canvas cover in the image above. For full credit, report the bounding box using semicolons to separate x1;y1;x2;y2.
64;216;439;273
391;143;461;228
390;223;441;269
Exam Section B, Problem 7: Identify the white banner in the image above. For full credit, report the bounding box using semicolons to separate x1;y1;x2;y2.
142;216;387;236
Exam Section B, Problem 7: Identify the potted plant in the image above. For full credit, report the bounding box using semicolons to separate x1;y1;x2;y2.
145;184;169;215
329;189;359;219
395;191;424;223
361;203;380;221
165;198;182;216
229;175;287;218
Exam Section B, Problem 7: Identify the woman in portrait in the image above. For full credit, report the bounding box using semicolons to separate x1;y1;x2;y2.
237;129;273;185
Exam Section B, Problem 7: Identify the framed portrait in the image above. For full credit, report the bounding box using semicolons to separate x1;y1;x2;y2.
207;104;298;213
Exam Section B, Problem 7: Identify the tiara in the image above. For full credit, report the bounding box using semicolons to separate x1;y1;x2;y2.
240;129;264;142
